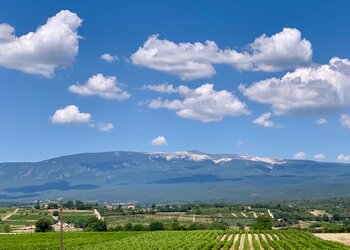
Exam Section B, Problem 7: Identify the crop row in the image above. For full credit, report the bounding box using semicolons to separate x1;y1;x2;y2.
0;230;349;249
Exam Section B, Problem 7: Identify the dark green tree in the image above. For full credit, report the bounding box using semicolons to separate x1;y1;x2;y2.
35;218;53;232
251;215;273;230
149;221;164;231
132;224;145;231
83;217;107;232
34;200;40;209
4;225;11;233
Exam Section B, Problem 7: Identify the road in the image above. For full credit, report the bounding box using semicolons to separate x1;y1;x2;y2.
94;209;102;220
2;208;19;221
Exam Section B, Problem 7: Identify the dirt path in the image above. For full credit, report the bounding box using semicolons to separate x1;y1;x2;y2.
267;209;274;219
2;208;18;221
231;212;237;217
221;234;227;241
230;234;240;250
266;233;274;241
248;234;254;250
239;234;245;250
227;234;233;241
261;234;274;250
315;233;350;246
309;210;331;217
93;209;102;220
253;234;264;250
241;211;248;218
252;212;257;218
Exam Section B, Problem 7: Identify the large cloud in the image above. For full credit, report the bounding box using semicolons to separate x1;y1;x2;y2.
51;105;91;124
131;28;312;80
69;73;131;100
240;57;350;115
0;10;82;76
147;83;249;122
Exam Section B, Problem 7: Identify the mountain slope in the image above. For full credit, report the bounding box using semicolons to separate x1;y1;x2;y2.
1;151;350;202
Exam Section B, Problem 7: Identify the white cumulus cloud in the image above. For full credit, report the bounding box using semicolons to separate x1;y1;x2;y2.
316;118;327;125
337;154;350;162
240;57;350;115
294;152;306;160
253;112;274;127
314;154;325;160
151;136;168;146
101;53;118;62
97;122;114;132
340;114;350;129
51;105;91;124
143;83;178;94
131;28;311;80
69;73;131;100
147;83;249;122
0;10;82;77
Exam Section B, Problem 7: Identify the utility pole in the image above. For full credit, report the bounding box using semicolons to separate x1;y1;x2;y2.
58;197;63;250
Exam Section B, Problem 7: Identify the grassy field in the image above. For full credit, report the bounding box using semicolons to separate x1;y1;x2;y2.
0;230;349;249
102;211;255;228
9;214;52;221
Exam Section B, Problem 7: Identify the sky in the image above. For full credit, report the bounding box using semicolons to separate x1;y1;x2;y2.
1;0;350;162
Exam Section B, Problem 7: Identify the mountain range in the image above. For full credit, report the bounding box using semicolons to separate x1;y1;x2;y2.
1;151;350;203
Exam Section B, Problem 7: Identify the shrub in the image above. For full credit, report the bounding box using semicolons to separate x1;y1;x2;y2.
35;218;53;232
124;222;133;231
133;224;145;231
83;217;107;232
4;225;11;233
149;221;164;231
251;215;273;230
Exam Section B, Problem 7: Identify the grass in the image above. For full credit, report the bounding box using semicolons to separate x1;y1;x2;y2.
9;214;52;221
0;231;143;250
63;215;95;223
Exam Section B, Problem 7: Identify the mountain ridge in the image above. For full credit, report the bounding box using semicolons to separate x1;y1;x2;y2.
1;150;349;203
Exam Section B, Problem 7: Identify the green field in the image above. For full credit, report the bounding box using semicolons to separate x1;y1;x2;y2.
0;230;349;249
0;208;96;233
9;214;52;221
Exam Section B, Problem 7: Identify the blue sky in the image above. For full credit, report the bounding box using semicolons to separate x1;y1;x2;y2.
1;0;350;162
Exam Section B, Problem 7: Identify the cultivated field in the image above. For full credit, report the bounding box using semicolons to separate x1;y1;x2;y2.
0;230;349;249
0;208;95;233
315;233;350;246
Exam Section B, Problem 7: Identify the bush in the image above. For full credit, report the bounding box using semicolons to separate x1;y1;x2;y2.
251;215;273;230
149;221;164;231
35;218;53;232
52;211;59;217
85;220;107;232
83;217;107;232
170;220;181;230
124;223;133;231
4;225;11;233
133;224;145;231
